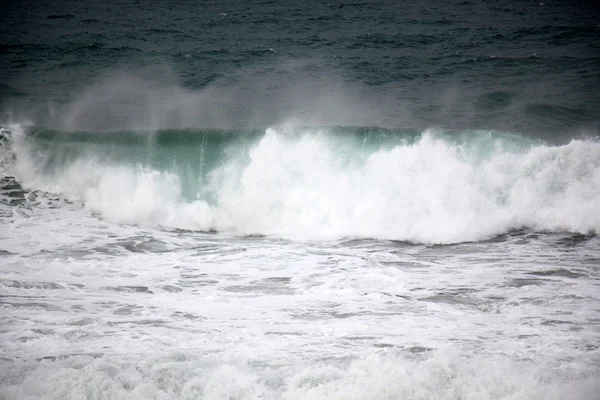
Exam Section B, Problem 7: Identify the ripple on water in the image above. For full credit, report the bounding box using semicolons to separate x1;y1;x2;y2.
100;285;154;294
222;278;295;296
503;277;551;288
0;279;66;290
527;268;587;279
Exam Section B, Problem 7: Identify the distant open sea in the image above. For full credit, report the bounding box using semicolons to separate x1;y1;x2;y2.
1;1;599;399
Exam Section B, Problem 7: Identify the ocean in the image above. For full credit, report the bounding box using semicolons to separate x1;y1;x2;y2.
1;0;599;399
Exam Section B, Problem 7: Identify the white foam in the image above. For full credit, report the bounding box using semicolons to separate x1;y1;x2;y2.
213;126;600;242
7;123;600;243
1;350;598;400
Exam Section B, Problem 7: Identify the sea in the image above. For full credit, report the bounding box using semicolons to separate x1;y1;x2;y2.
1;0;599;399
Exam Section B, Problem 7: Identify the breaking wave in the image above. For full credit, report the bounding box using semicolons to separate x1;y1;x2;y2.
2;123;599;243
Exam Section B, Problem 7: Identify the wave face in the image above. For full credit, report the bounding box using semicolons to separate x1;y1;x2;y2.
5;123;600;243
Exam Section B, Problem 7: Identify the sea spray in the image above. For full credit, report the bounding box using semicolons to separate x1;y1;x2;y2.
5;123;600;243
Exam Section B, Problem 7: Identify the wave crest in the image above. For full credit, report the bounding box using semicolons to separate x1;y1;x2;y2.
4;124;600;243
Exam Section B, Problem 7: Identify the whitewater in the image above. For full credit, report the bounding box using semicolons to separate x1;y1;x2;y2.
2;0;600;397
1;121;600;399
5;123;600;242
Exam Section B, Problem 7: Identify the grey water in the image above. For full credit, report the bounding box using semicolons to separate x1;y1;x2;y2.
1;0;599;135
1;0;600;399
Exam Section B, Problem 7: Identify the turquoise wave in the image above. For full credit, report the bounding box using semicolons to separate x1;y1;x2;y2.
16;125;544;203
5;123;595;243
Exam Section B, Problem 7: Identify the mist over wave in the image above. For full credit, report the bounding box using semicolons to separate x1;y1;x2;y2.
5;66;399;133
4;123;599;243
3;2;600;398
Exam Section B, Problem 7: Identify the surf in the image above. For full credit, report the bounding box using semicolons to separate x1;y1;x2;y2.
2;123;599;243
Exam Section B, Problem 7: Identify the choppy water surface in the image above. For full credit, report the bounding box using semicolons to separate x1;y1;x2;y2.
2;216;600;398
1;0;600;398
1;0;599;134
1;126;600;398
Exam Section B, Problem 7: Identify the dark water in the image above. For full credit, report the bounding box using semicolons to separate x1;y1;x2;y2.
1;0;599;137
1;2;600;399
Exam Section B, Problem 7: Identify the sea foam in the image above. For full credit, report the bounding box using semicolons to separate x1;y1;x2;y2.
6;123;600;243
